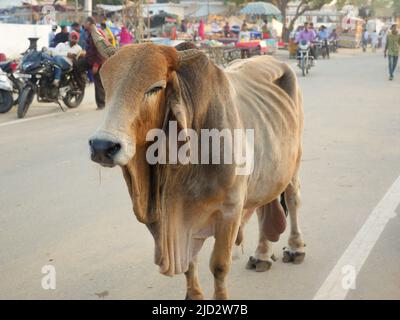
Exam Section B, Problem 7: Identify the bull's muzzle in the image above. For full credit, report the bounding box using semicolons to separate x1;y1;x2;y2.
89;130;135;167
89;138;121;167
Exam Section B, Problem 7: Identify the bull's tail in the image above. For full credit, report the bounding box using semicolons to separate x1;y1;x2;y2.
280;192;288;217
273;61;302;110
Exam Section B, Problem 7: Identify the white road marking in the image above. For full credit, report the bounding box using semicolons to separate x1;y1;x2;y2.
0;112;61;128
314;175;400;300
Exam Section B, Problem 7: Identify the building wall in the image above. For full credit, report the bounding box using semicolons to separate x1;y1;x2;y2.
0;23;52;58
143;4;185;18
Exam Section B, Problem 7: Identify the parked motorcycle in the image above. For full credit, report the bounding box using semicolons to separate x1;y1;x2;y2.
0;60;23;113
297;40;314;77
17;50;84;119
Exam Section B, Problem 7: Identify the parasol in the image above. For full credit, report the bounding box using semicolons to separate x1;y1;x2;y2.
240;2;281;16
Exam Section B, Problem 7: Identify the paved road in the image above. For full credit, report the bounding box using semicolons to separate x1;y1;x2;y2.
0;49;399;300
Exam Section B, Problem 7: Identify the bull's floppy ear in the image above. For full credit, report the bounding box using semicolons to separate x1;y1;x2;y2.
165;71;189;139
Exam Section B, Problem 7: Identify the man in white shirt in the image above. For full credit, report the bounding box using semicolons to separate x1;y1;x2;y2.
48;31;82;86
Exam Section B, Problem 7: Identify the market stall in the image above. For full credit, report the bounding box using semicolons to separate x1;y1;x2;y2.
239;2;281;55
200;40;241;67
339;17;364;48
235;40;268;58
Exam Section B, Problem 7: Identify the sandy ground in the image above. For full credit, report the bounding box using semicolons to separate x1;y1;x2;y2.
0;48;399;300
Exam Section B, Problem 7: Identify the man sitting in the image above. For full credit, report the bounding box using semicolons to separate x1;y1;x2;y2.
318;25;330;57
295;22;317;63
47;31;82;86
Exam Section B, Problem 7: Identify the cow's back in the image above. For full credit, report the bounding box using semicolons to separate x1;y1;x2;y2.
225;55;304;207
225;55;301;114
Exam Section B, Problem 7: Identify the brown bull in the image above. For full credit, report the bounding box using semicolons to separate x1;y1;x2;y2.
89;43;305;299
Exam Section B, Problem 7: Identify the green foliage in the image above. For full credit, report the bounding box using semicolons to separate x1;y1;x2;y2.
394;0;400;16
68;0;123;5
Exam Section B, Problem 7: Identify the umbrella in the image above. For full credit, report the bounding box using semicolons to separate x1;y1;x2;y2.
240;2;281;16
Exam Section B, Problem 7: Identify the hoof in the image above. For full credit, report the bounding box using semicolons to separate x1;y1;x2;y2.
282;248;305;264
255;260;272;272
246;256;257;269
246;256;272;272
185;292;204;300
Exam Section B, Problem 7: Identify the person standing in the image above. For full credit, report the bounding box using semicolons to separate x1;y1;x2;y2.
180;19;187;33
223;21;230;38
48;25;57;48
118;26;133;47
261;20;271;39
362;29;369;52
384;24;400;80
75;17;115;110
241;20;248;32
371;30;378;52
380;28;388;50
198;19;205;40
211;19;219;34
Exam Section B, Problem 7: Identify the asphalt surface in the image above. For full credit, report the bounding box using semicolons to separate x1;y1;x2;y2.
0;49;399;300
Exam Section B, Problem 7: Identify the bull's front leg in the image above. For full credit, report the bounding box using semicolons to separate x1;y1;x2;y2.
210;209;241;300
185;258;203;300
185;239;205;300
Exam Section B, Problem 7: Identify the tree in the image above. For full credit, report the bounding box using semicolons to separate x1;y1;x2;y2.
269;0;332;41
394;0;400;17
228;1;331;41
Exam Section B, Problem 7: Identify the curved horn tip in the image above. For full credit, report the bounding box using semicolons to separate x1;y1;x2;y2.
178;49;205;63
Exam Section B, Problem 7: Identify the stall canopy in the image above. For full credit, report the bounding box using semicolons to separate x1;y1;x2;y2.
240;2;281;16
0;0;38;7
96;2;134;13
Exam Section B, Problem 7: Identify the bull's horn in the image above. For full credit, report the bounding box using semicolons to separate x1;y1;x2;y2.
178;49;205;63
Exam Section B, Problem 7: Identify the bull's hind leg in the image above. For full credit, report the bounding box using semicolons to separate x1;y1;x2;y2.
246;207;275;272
283;174;306;264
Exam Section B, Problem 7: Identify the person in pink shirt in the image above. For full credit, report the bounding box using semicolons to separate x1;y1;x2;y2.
118;26;133;47
198;19;205;40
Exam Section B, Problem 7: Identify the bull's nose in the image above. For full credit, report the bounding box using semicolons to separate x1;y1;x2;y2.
89;139;121;166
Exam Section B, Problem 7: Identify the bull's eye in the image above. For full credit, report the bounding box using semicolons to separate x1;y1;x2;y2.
145;86;163;96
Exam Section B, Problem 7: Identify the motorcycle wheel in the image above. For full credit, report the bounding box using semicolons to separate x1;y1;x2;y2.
17;86;35;119
0;89;13;113
63;87;85;109
301;58;306;77
12;78;24;106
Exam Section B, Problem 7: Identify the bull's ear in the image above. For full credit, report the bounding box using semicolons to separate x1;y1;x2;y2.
165;71;189;139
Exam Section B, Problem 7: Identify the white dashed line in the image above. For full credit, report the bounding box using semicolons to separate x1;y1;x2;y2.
314;175;400;300
0;112;61;128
